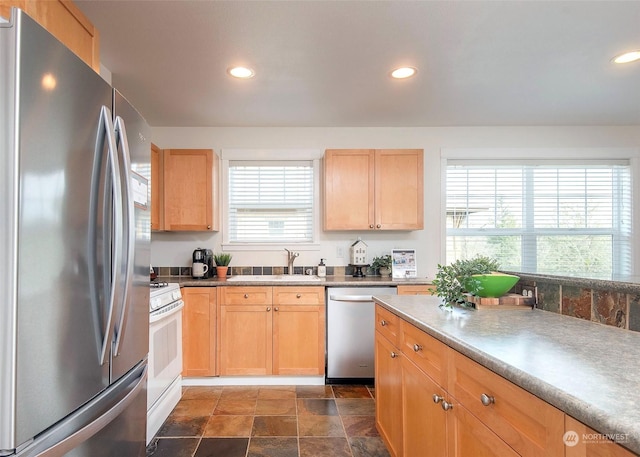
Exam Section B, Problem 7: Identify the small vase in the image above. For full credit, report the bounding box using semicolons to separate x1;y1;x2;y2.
379;267;391;277
216;266;229;279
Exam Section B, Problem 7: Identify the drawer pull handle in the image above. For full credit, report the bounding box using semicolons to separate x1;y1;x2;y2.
274;307;279;311
369;224;374;229
244;294;249;298
380;320;387;326
432;394;444;404
266;307;271;311
480;393;495;406
441;400;454;411
296;294;301;298
390;352;397;359
413;343;422;352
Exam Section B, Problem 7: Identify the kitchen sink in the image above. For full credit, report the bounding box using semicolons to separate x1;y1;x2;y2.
226;274;324;282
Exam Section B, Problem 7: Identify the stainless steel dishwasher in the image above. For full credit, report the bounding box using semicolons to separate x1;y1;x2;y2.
326;286;397;383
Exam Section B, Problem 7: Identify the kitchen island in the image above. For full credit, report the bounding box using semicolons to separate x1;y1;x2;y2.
373;294;640;456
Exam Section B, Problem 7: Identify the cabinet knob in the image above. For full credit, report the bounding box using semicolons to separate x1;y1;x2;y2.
390;351;397;358
413;343;422;352
432;394;444;404
376;224;381;229
274;307;279;311
380;320;387;326
207;225;211;229
266;307;271;311
441;400;454;411
480;393;495;406
296;294;301;298
369;224;374;229
244;294;249;298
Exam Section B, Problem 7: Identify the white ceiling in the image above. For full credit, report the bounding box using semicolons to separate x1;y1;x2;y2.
75;0;640;128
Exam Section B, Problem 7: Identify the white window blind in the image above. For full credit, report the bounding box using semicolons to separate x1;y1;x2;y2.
228;161;314;243
446;161;632;277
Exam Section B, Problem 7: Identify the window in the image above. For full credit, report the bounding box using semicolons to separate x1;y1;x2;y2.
227;161;315;244
445;161;632;277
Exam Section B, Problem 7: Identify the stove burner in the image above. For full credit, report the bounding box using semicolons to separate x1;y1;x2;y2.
150;282;169;289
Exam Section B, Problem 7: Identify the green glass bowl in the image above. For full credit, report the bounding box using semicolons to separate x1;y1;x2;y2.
468;273;520;298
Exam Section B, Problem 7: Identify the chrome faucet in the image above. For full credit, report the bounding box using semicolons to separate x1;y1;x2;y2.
285;248;299;275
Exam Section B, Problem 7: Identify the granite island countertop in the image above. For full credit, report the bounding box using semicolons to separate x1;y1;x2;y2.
373;294;640;455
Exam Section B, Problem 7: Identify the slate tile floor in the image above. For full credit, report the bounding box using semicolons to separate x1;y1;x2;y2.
146;385;390;457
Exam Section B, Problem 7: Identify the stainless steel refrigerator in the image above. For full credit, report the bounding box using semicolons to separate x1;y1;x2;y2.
0;8;151;456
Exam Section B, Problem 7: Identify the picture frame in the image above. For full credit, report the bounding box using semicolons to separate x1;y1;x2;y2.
392;249;417;279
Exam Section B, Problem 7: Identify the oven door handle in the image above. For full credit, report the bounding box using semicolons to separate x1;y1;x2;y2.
150;300;184;324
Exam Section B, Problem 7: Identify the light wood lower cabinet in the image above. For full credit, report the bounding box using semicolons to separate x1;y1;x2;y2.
218;286;325;376
375;331;403;457
374;304;566;457
397;284;436;296
565;416;637;457
182;287;216;376
401;353;448;457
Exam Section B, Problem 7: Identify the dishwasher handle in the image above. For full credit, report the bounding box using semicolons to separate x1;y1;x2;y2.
329;294;375;302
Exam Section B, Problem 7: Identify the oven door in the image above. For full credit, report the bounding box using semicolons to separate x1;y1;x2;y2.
148;301;184;410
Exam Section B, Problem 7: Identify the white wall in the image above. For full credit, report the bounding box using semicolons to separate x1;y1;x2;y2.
150;126;640;280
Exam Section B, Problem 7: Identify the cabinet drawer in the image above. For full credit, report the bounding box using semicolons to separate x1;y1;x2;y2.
375;305;400;346
396;285;435;296
448;351;564;457
273;286;324;305
220;286;272;305
400;320;448;386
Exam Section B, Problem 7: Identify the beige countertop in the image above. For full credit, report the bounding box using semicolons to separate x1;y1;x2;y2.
373;294;640;455
155;275;433;287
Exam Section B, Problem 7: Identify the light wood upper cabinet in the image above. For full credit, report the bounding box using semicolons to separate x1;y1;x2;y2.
150;143;164;231
162;148;219;231
1;0;100;72
323;149;423;231
182;287;217;377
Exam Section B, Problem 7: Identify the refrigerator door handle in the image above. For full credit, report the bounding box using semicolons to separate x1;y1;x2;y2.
15;362;147;457
112;116;134;357
88;106;122;366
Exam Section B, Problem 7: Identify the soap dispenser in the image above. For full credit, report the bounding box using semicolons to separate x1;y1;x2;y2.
317;259;326;277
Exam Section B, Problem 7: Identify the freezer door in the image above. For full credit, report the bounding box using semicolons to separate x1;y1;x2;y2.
0;10;118;451
110;90;151;381
15;361;147;457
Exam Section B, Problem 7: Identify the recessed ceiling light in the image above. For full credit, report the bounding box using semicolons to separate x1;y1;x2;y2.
227;66;255;78
391;66;417;79
612;50;640;64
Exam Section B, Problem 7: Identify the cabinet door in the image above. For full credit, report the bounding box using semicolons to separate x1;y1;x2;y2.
375;149;424;230
448;350;564;457
401;355;448;457
565;416;637;457
1;0;100;71
182;287;216;376
397;285;435;296
447;399;520;457
218;305;272;375
272;304;325;375
324;149;375;230
163;149;217;231
375;332;404;457
150;143;164;231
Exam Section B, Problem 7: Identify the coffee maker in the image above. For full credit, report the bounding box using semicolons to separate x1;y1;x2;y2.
192;248;214;278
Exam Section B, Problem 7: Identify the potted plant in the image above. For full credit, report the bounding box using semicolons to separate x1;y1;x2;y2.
213;253;232;279
431;255;500;308
371;254;392;277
